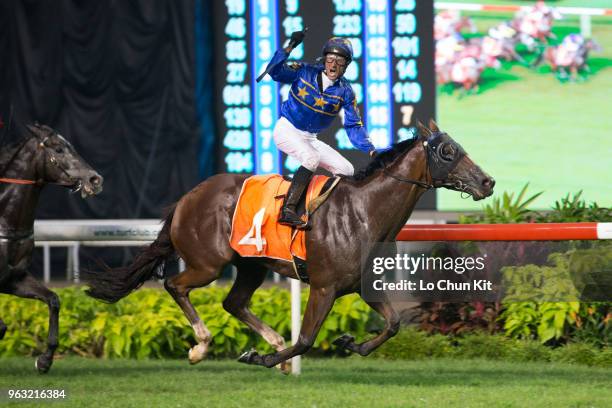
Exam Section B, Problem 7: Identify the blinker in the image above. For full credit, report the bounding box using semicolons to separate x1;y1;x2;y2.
425;132;466;184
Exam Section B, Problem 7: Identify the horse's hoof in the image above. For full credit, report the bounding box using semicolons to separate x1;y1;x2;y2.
188;344;207;365
35;356;52;374
0;326;6;340
278;360;292;375
332;333;355;350
238;349;259;365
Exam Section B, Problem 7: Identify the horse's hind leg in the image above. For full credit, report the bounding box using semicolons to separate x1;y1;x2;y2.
222;264;290;374
10;273;59;373
333;294;400;357
0;318;7;340
164;266;221;364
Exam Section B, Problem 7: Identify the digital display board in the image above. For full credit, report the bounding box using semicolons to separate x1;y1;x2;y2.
213;0;435;207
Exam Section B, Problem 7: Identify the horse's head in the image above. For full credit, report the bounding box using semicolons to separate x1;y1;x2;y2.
26;124;103;198
418;120;494;201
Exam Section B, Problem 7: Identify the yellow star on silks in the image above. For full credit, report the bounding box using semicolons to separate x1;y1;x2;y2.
313;96;328;108
297;86;309;99
332;102;341;112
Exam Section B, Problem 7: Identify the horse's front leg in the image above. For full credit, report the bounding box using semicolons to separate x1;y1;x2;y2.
238;285;336;369
11;273;60;374
333;293;400;356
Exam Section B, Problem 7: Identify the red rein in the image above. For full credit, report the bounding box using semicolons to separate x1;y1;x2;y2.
0;178;37;185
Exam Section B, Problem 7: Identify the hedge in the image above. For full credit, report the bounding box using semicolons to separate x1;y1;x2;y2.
0;287;377;359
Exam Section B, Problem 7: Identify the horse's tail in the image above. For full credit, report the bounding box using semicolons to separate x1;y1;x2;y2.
83;204;177;303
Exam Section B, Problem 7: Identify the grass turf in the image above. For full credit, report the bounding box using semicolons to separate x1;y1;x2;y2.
436;13;612;211
0;357;611;407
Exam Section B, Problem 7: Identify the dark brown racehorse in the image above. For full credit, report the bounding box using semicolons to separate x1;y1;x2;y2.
0;123;103;373
84;121;494;373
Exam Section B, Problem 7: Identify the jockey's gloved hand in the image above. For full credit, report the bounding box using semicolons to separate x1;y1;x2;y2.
288;29;307;49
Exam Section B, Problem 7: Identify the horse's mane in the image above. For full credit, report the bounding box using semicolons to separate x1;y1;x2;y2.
350;135;422;181
0;123;45;173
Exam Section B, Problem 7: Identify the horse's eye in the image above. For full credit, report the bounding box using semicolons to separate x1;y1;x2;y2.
55;147;64;154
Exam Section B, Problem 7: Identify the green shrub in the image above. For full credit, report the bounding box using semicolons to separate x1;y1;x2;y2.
0;287;376;359
374;327;451;360
374;328;608;367
552;343;600;366
452;332;513;360
537;191;612;223
592;347;612;368
505;339;552;363
459;183;541;224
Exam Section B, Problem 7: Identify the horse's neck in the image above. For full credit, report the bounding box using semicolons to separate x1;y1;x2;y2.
0;141;42;233
360;143;430;238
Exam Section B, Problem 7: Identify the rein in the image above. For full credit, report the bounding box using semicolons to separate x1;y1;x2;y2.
382;132;467;192
382;167;433;189
0;177;38;185
381;138;435;190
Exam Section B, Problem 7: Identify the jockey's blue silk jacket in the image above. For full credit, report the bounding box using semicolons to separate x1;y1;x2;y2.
267;49;375;153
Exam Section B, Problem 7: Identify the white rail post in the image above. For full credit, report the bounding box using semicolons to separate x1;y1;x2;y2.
66;245;72;281
291;278;301;375
72;243;80;283
43;244;51;283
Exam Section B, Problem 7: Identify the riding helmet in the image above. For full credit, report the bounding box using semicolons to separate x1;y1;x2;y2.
322;37;353;64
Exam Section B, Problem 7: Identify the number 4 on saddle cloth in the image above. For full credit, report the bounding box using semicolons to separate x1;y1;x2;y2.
229;174;339;280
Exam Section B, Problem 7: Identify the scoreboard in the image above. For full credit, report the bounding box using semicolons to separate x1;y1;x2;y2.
212;0;435;206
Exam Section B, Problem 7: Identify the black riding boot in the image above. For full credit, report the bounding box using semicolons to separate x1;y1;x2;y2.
278;166;314;228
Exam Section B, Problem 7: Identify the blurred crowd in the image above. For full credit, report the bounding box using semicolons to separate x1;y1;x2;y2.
435;1;602;92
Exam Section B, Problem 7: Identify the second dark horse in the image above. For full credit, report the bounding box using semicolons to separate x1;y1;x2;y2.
84;121;494;373
0;123;103;373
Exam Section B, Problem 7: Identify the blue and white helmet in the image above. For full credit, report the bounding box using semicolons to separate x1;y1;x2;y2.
322;37;353;64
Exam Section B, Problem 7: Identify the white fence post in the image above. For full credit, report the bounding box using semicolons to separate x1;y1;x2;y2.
72;243;80;283
43;244;51;283
291;278;301;375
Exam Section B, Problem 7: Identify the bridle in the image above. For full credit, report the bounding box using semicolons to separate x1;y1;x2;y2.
0;125;79;190
0;125;82;243
382;131;469;194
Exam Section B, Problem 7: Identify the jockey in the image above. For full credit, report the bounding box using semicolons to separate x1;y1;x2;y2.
262;32;376;229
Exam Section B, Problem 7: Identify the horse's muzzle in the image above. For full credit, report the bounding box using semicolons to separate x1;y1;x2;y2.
77;172;104;198
472;176;495;201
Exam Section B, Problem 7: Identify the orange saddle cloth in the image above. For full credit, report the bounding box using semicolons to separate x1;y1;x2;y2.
229;174;332;261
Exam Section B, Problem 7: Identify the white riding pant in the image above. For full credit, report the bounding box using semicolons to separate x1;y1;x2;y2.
272;116;354;176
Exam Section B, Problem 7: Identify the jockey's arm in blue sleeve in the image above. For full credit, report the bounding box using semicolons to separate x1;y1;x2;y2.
267;48;303;84
342;95;376;155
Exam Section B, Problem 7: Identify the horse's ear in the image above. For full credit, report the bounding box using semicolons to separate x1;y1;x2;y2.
416;120;431;137
429;119;440;132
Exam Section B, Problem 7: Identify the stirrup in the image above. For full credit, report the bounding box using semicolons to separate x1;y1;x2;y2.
278;209;309;229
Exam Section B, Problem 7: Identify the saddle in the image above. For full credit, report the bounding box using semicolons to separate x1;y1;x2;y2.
229;174;339;265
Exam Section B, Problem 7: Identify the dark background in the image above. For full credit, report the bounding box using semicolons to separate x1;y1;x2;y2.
0;0;215;221
0;0;215;278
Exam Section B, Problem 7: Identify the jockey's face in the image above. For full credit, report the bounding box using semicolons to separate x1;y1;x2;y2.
324;53;348;81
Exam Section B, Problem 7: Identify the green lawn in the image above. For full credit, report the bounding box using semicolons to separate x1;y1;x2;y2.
0;357;611;407
437;13;612;210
